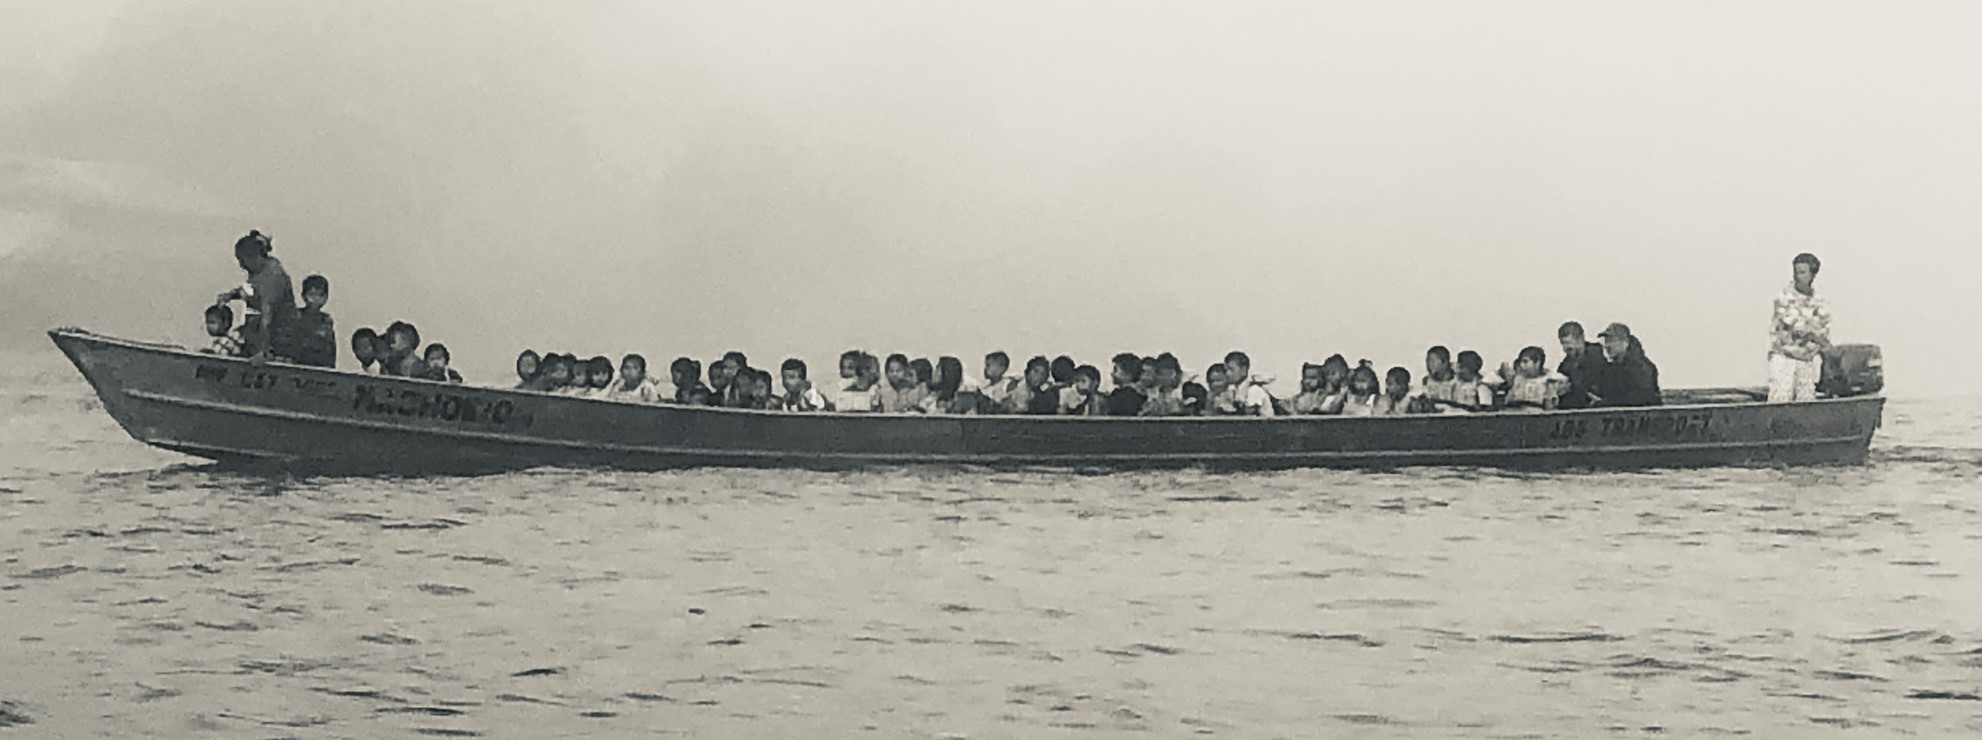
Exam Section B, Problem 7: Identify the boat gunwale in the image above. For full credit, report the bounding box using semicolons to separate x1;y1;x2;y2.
50;327;1886;424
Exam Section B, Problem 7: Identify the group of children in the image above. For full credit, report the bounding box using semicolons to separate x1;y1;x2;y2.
202;274;337;367
501;343;1573;417
348;323;463;383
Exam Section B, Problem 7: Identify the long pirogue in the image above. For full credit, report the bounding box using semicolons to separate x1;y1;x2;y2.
49;328;1884;474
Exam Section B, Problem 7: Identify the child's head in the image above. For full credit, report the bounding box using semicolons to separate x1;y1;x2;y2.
854;353;882;389
984;351;1010;380
838;350;861;380
384;322;420;357
1050;356;1076;385
545;354;575;386
1455;350;1484;379
1515;346;1547;378
1154;353;1182;390
910;358;934;388
1385;367;1413;400
1138;356;1159;388
1348;362;1380;396
620;354;647;386
1073;365;1101;394
1110;353;1142;388
588;356;613;388
671;357;699;387
885;354;913;389
515;349;541;381
1223;351;1251;381
1425;346;1452;378
301;274;329;310
351;328;380;366
204;304;234;337
935;356;964;396
1321;354;1350;389
723;351;749;373
423;343;451;370
708;356;735;390
750;369;774;398
1301;362;1324;392
1205;363;1230;392
1024;356;1051;386
781;358;808;393
1181;380;1208;410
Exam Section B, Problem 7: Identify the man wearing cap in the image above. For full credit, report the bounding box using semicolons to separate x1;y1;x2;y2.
1767;252;1830;402
1555;321;1607;409
1589;322;1662;407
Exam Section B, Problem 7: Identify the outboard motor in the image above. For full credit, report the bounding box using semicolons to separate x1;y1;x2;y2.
1818;343;1883;397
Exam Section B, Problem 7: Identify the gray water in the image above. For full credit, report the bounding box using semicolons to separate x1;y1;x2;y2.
3;352;1979;738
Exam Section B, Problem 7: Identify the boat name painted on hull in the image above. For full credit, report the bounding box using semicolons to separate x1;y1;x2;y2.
1549;411;1714;440
352;384;530;428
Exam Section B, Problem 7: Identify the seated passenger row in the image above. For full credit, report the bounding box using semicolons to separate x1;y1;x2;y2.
496;321;1661;415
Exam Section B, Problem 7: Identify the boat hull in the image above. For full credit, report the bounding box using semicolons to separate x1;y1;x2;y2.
49;329;1884;474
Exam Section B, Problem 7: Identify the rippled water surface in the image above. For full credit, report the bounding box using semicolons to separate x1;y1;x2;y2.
3;354;1980;738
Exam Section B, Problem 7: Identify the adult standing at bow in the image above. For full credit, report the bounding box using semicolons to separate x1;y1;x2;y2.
1767;252;1830;403
214;230;300;362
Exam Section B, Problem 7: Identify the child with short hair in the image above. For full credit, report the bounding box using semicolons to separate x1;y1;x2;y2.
1061;365;1105;415
292;274;336;367
418;344;465;384
605;353;660;403
1453;350;1495;411
705;356;738;406
1376;366;1422;415
1137;355;1160;395
1222;351;1277;416
977;351;1018;413
671;357;712;404
584;356;614;396
780;358;828;412
1203;364;1236;415
350;328;382;373
1105;353;1146;416
1013;356;1056;415
202;304;244;357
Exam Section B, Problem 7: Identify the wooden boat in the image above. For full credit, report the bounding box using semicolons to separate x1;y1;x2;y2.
49;328;1884;473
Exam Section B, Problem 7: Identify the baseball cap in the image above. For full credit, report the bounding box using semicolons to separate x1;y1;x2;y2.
1597;322;1633;338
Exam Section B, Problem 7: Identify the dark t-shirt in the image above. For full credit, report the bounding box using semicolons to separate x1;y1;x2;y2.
1105;386;1146;416
1024;383;1059;415
1556;342;1607;409
243;258;301;358
292;308;336;367
1593;352;1663;407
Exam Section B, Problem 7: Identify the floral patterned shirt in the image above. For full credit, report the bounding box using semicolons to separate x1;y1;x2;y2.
1771;283;1830;361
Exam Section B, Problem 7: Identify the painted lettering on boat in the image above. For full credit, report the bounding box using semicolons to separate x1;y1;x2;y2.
1549;412;1714;440
351;384;530;429
194;364;340;398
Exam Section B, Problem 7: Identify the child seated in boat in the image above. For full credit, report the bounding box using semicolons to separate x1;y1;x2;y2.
513;349;543;389
1059;365;1105;415
1139;354;1188;416
1312;354;1351;414
582;356;613;396
671;357;712;404
1503;346;1567;410
1452;350;1496;411
376;322;426;377
780;358;828;412
1288;362;1330;414
830;353;883;412
350;328;382;373
1203;364;1236;414
416;344;464;384
1221;351;1278;416
290;274;336;368
1049;355;1079;411
1018;356;1058;415
1105;353;1146;416
604;354;660;403
201;304;245;357
1376;366;1435;415
922;356;972;414
877;354;924;413
976;351;1018;413
727;368;773;409
1137;355;1160;396
1419;346;1462;408
705;356;736;406
536;353;575;392
1342;362;1384;416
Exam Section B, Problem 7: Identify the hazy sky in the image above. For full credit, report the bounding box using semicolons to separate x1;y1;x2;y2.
2;1;1976;396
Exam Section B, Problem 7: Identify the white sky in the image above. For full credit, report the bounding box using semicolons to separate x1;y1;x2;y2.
1;1;1977;396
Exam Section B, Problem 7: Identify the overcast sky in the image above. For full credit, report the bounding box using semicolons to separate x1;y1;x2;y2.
2;1;1976;396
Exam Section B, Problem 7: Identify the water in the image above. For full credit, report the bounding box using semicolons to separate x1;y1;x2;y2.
3;351;1980;738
